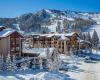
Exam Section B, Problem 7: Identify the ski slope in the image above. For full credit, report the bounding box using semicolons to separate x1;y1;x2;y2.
87;24;100;38
85;15;100;39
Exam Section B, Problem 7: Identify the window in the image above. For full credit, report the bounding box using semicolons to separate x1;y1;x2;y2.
11;47;15;52
16;38;20;44
16;47;20;51
11;38;15;45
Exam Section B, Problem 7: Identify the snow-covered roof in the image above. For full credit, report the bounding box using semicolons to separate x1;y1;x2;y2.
0;28;23;38
79;40;91;44
59;34;69;41
0;28;15;37
32;32;77;39
65;32;77;37
46;34;54;38
22;48;55;59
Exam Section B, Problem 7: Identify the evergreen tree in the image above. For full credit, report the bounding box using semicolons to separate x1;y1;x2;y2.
46;49;60;72
39;57;43;70
20;61;28;70
79;32;83;39
5;54;17;71
63;19;68;31
92;30;99;47
82;33;86;40
85;32;92;42
56;21;61;33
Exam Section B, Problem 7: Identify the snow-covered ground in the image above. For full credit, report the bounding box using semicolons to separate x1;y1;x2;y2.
67;61;100;80
0;54;100;80
59;54;100;80
86;24;100;39
0;69;71;80
92;49;100;55
85;16;100;38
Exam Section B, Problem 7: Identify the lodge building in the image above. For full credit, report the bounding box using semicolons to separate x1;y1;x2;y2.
0;26;23;59
29;32;79;55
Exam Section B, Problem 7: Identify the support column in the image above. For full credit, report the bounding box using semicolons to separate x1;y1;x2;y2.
64;41;67;54
61;41;62;53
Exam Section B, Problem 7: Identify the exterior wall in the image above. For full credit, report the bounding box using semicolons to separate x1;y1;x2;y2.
0;36;10;58
10;31;22;56
31;33;78;55
70;34;78;48
0;31;23;59
32;37;71;54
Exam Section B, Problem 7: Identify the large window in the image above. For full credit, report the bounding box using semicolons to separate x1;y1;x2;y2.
16;47;20;51
11;38;15;45
11;47;15;52
16;38;20;44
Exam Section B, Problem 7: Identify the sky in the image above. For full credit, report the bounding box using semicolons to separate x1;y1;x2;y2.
0;0;100;18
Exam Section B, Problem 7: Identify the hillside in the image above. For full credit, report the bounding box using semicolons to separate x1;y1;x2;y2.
85;14;100;38
0;9;99;34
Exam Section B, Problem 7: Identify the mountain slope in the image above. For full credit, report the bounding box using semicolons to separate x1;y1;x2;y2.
85;14;100;38
0;9;99;34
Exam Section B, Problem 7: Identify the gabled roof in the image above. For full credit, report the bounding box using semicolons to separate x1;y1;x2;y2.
65;32;78;37
0;28;23;38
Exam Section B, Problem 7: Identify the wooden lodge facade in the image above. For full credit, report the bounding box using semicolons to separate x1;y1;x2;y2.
0;26;23;59
28;32;79;55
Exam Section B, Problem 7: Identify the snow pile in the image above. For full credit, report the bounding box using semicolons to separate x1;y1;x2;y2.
22;48;55;59
0;70;71;80
92;49;100;55
67;17;74;21
35;71;69;80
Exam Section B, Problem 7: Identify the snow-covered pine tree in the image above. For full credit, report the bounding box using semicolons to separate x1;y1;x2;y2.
52;50;60;72
12;55;17;70
42;26;47;34
20;61;28;71
56;21;61;33
63;19;68;32
5;54;17;71
32;57;36;68
46;49;60;72
92;30;99;47
82;33;86;40
46;47;50;58
85;32;92;42
46;47;51;70
39;57;43;70
79;32;83;39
